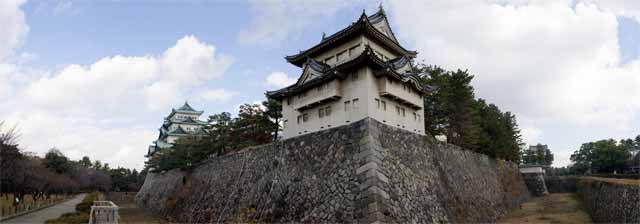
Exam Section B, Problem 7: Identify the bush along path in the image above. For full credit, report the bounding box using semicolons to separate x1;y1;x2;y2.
45;192;102;224
2;193;87;224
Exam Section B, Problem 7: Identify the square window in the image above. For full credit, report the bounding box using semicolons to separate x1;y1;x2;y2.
413;112;417;120
325;106;332;116
352;98;359;109
297;115;302;124
396;106;401;115
402;108;406;117
382;101;386;111
344;101;350;111
319;108;324;118
375;98;380;109
303;113;308;122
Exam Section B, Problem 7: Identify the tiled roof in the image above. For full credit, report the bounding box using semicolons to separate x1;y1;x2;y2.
285;7;416;67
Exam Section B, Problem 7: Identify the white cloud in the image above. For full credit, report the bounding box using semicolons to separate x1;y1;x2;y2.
520;126;542;145
388;0;640;166
238;0;358;45
199;89;235;102
265;71;296;89
0;0;28;61
22;35;232;114
588;0;640;22
1;33;233;169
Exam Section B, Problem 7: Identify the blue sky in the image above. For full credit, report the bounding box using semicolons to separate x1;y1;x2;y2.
0;0;638;169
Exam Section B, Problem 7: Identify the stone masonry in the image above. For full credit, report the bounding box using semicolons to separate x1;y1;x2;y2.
521;172;549;196
136;118;530;223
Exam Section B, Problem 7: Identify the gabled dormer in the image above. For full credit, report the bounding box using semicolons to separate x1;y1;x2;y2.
297;58;331;85
367;5;399;43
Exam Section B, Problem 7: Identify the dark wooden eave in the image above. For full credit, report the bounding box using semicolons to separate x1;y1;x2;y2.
285;10;417;67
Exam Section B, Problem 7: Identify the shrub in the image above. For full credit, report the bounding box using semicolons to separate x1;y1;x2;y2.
75;192;101;213
45;212;89;224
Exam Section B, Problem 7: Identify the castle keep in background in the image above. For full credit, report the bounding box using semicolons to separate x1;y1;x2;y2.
267;7;431;139
147;102;207;157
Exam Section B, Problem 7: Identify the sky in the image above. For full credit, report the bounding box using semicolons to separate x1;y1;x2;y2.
0;0;638;170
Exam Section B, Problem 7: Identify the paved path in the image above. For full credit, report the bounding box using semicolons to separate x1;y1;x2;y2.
3;193;86;224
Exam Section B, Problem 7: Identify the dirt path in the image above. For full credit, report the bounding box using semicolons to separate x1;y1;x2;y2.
3;193;86;224
498;193;592;224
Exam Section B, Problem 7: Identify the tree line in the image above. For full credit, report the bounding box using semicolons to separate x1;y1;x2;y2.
145;101;281;172
567;135;639;174
415;64;525;163
0;122;145;205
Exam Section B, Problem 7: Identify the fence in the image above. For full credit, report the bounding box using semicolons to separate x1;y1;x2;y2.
89;201;119;224
0;194;70;220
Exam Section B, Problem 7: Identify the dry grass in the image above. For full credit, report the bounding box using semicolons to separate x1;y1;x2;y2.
105;192;168;224
497;193;592;224
581;176;640;186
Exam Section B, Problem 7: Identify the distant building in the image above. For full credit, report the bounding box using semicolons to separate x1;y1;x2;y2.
522;144;553;166
147;101;207;157
266;6;432;139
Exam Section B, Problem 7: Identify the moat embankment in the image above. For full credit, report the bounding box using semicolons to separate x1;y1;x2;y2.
136;118;530;223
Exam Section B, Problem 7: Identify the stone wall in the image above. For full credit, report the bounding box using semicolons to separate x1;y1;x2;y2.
521;172;548;196
136;118;530;223
576;178;640;223
545;176;578;193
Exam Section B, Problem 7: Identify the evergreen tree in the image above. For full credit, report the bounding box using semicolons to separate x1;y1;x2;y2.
263;98;283;141
415;64;524;162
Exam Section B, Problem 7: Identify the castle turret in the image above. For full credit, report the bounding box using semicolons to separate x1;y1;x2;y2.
267;7;432;139
147;101;207;157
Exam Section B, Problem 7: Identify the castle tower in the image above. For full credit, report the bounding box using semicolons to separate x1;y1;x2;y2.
267;7;431;139
147;101;207;157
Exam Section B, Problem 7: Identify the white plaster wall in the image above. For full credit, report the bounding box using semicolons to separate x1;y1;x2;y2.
281;66;425;139
282;67;369;138
377;76;423;107
313;37;364;66
366;68;425;135
169;113;199;121
363;36;398;61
